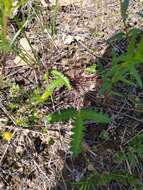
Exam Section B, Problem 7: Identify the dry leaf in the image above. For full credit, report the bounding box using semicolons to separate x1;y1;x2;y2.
14;38;37;65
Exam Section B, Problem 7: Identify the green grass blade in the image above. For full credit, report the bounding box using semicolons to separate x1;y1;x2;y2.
130;66;142;88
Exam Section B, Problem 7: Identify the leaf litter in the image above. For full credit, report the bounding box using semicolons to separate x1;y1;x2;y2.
0;0;143;189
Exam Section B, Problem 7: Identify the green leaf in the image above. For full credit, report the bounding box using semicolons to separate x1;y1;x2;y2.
10;18;32;47
127;29;137;56
130;66;142;88
40;69;72;103
135;35;143;61
98;80;111;96
120;0;130;21
51;69;72;90
112;49;118;66
47;107;111;157
47;107;77;123
40;79;61;101
85;64;96;74
80;108;111;123
0;33;10;51
119;78;133;86
115;151;126;163
71;113;84;157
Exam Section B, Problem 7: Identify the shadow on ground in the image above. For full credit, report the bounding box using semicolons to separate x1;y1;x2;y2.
53;29;143;190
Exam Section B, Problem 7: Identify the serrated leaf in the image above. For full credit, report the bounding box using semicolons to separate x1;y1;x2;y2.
47;107;77;123
71;113;84;156
51;70;72;90
80;108;111;123
47;107;111;157
71;109;110;157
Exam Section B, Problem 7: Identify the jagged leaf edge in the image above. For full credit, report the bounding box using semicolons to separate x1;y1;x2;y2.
80;108;111;123
47;107;77;123
71;112;84;157
51;70;72;90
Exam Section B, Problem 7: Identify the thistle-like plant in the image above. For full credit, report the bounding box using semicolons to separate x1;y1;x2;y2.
34;70;72;104
99;29;143;96
47;107;111;156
